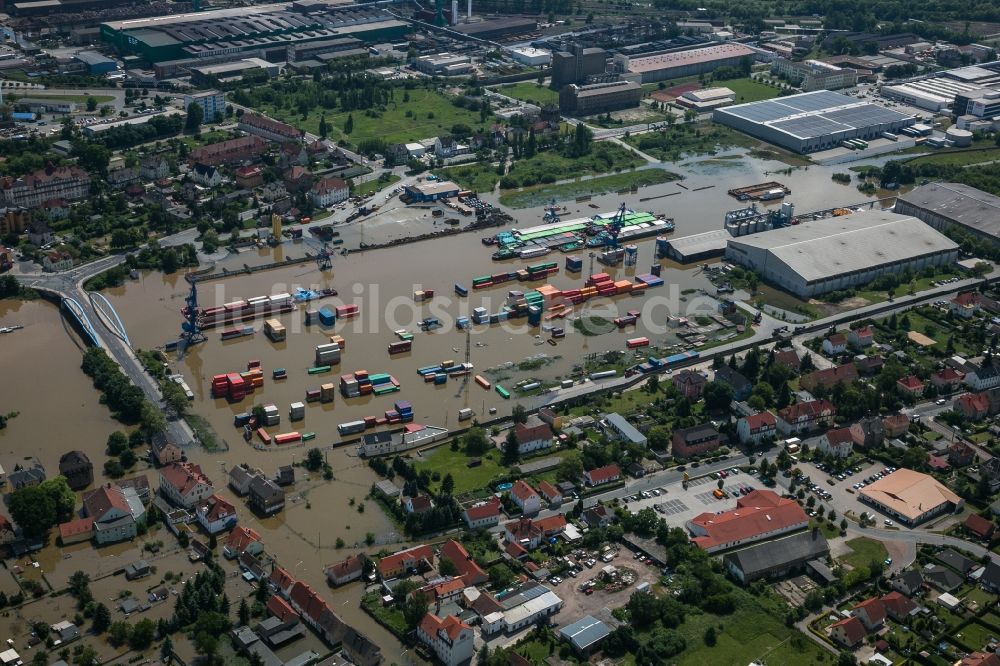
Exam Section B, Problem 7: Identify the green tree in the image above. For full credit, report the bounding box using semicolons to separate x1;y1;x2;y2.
162;381;189;416
440;473;455;497
464;428;489;455
185;102;203;131
703;381;734;411
239;598;250;626
92;603;111;634
503;429;520;464
305;447;324;471
488;564;515;589
107;621;132;647
439;558;458;577
160;635;174;663
68;571;92;607
344;113;354;134
704;626;717;647
86;96;98;112
9;477;75;537
129;618;156;650
318;115;328;139
511;404;528;424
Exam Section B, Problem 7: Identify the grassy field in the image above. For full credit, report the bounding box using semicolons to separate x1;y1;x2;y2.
674;593;829;666
412;445;504;495
840;537;888;570
953;621;998;652
906;147;1000;168
361;592;408;636
251;88;485;145
438;162;501;192
499;168;679;208
10;92;115;104
351;174;400;197
723;78;783;104
495;82;560;106
626;122;759;161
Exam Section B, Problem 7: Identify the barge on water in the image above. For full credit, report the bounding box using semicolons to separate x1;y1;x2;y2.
185;293;294;329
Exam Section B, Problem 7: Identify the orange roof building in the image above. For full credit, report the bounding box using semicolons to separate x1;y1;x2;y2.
686;489;808;553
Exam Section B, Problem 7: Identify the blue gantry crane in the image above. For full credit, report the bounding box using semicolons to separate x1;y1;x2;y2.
604;202;628;249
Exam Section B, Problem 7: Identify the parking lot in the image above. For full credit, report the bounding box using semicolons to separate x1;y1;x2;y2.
620;467;762;528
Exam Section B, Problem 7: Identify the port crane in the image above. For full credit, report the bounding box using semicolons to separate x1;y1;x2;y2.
302;237;333;272
455;326;471;398
179;276;207;355
604;202;628;249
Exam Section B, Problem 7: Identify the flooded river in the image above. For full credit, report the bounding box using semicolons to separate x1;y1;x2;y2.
0;148;895;661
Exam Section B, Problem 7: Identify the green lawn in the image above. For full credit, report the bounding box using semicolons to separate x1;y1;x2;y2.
412;445;504;495
981;611;1000;628
438;162;501;193
953;621;999;652
839;537;888;570
361;592;408;636
723;78;782;104
351;174;400;197
251;88;486;145
962;587;997;608
675;594;829;666
906;146;1000;168
626;122;759;161
499;168;680;208
494;82;560;106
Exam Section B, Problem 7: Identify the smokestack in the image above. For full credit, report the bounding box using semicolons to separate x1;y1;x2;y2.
467;0;471;20
451;0;458;25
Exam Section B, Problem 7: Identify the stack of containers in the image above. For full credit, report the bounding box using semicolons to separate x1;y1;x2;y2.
289;402;305;421
414;290;428;302
211;374;230;399
240;367;264;392
305;309;319;325
635;273;664;288
614;279;634;295
320;383;336;403
264;319;286;342
336;304;359;319
318;307;336;326
473;307;489;324
370;373;400;395
227;373;247;401
315;343;342;366
389;340;412;355
566;256;583;272
472;275;492;290
329;335;346;350
263;404;280;426
340;373;360;398
234;412;252;427
525;261;558;280
528;305;542;327
305;388;321;402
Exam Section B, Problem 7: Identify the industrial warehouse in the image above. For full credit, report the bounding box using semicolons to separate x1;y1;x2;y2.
723;210;959;298
895;182;1000;247
612;42;757;84
712;90;915;154
100;2;409;64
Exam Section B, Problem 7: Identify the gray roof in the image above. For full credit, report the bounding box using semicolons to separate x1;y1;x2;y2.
897;182;1000;240
727;211;958;283
923;564;963;591
938;548;976;574
604;413;647;444
723;530;830;576
559;615;610;651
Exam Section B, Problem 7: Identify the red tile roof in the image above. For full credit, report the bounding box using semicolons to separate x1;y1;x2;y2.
289;581;327;623
440;539;487;586
585;464;621;485
311;176;348;195
965;513;995;539
744;411;777;430
325;554;365;581
536;480;561;501
827;333;847;346
956;392;990;415
199;494;235;523
240;113;303;140
270;565;295;592
511;480;538;502
58;517;94;540
267;595;299;622
504;540;529;559
464;497;501;521
824;427;853;445
378;544;433;577
953;292;977;306
225;526;261;552
161;462;212;498
778;399;834;422
934;367;965;382
880;591;917;619
689;490;808;551
419;613;470;643
853;325;875;339
853;597;886;625
83;484;130;521
962;652;1000;666
897;375;925;391
831;616;866;645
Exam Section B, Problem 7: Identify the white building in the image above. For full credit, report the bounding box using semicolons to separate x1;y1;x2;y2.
736;411;777;445
159;462;215;509
966;363;1000;391
463;498;501;529
195;494;238;534
509;47;552;66
183;90;226;122
416;614;475;666
309;176;349;208
817;427;854;458
502;589;563;632
510;480;542;515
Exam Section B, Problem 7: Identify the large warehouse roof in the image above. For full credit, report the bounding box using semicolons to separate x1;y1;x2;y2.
896;182;1000;240
727;210;958;282
859;468;961;522
625;43;755;73
716;91;913;141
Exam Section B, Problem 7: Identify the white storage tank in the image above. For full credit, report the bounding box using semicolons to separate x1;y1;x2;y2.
945;127;973;147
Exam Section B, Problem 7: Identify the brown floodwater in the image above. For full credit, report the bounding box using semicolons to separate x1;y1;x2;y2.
0;149;890;662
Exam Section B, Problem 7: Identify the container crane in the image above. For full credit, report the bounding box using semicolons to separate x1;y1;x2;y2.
604;202;628;249
179;277;207;355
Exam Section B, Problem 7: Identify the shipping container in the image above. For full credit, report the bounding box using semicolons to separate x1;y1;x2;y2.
388;340;412;354
338;420;367;436
495;385;510;399
475;375;491;389
458;408;474;421
589;370;617;380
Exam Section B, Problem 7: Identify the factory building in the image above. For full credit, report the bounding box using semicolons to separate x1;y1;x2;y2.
449;17;538;41
895;182;1000;247
551;44;608;88
675;87;735;110
771;58;858;92
954;88;1000;119
73;50;118;75
286;36;364;63
100;3;409;64
559;80;642;116
724;210;959;298
882;62;1000;112
712;90;915;154
414;53;473;76
509;47;551;67
613;43;756;84
190;58;280;85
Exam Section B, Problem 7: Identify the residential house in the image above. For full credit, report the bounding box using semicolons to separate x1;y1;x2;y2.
278;142;308;168
195;494;237;535
830;616;866;648
672;369;707;399
897;375;925;396
852;597;886;631
434;136;467;157
51;620;80;645
850;415;885;449
309;177;349;208
223;526;263;559
125;560;150;581
83;484;145;545
42;250;74;272
107;166;140;190
238;113;304;143
283;166;313;193
27;220;54;246
672;424;721;458
848;325;875;349
228;464;263;496
8;462;45;490
966;361;1000;391
964;513;995;541
151;438;183;467
159;462;214;508
855;354;885;376
0;166;91;208
818;427;854;458
737;411;777;446
440;539;488;586
503;515;567;550
603;413;647;446
233;165;264;189
325;554;367;586
248;476;285;516
377;544;434;579
140;156;170;181
270;566;296;598
189;136;268;167
417;614;475;666
799;365;858;392
889;570;923;597
961;653;1000;666
880;591;918;622
931;367;965;392
772;348;800;372
191;163;223;187
510;480;542;515
956;392;991;421
776;400;835;435
403;495;434;515
58;517;94;545
923;564;963;592
583;464;621;487
713;366;753;401
950;292;980;319
822;333;848;356
274;465;295;487
462;497;501;530
980;561;1000;593
536;481;563;507
950;441;976;467
58;451;93;490
882;412;911;438
582;505;614;529
938;549;977;575
511;415;553;454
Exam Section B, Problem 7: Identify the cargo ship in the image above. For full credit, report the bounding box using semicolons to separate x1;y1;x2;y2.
185;293;294;329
